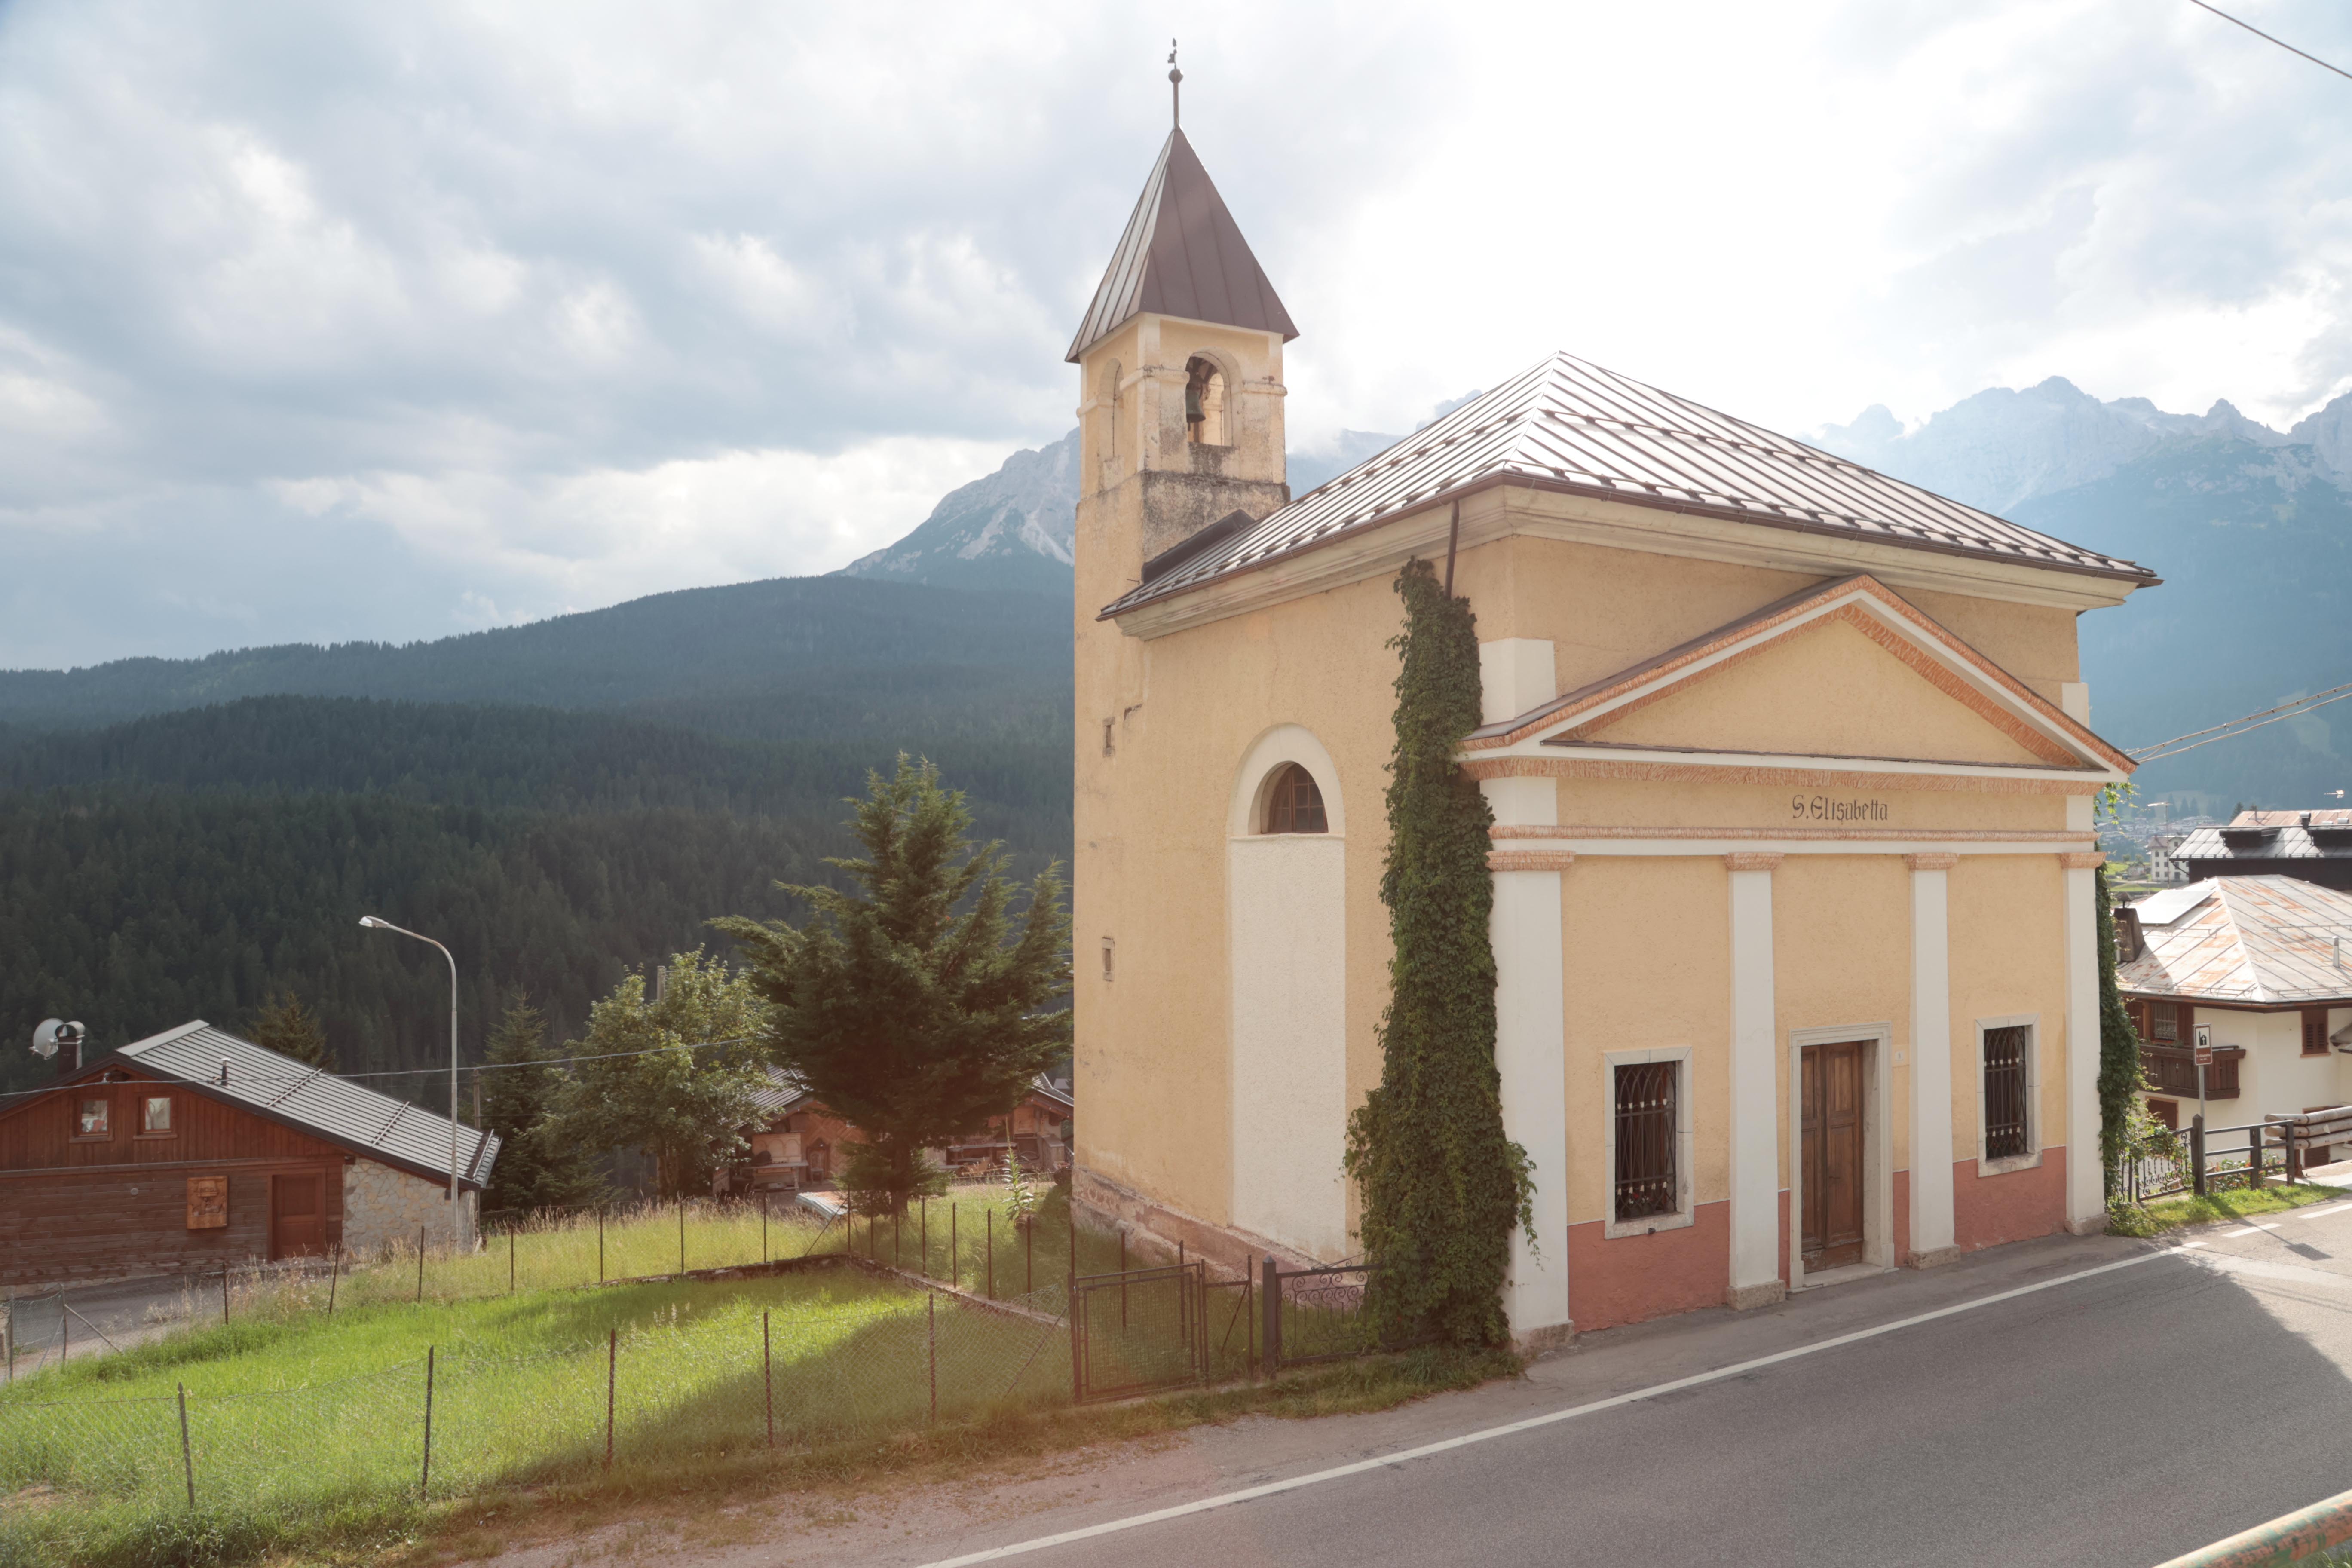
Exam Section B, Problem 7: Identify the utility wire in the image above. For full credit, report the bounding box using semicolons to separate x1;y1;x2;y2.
2184;0;2352;84
2128;677;2352;758
2133;687;2352;762
0;1035;764;1105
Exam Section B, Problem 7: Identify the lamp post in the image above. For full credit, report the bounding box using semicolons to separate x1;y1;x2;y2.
359;916;464;1247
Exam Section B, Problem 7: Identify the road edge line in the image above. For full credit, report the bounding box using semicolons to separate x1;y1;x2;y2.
915;1245;2179;1567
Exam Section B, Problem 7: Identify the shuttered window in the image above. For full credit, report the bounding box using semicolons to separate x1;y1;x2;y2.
1613;1062;1678;1221
2303;1008;2333;1057
1984;1026;2031;1162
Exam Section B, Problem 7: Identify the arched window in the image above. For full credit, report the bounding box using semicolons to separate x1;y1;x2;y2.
1185;355;1227;446
1261;763;1328;834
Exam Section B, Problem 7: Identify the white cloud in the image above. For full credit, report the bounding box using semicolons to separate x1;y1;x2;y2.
2;0;2349;663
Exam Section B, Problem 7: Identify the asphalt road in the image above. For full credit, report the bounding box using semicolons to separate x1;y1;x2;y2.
887;1206;2352;1568
4;1271;211;1371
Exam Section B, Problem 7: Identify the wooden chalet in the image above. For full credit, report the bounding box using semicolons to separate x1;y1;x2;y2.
0;1021;498;1286
737;1072;1074;1194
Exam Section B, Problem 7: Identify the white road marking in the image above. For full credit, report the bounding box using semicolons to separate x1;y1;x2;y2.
2291;1203;2352;1222
913;1248;2183;1567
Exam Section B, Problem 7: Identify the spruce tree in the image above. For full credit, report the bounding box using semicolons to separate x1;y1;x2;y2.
714;756;1071;1216
246;990;331;1068
1344;560;1534;1348
480;992;604;1214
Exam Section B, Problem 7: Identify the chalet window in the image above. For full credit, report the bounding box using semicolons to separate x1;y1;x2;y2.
76;1096;110;1137
2149;1001;2180;1043
2149;1098;2178;1131
1613;1062;1678;1222
1984;1025;2031;1162
1262;764;1327;834
2304;1008;2333;1058
141;1096;172;1134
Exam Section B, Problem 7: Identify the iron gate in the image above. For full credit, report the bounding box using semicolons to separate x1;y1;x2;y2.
1072;1261;1206;1401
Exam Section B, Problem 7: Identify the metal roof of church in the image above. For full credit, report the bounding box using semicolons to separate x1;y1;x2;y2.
1066;129;1298;363
1102;352;2160;617
95;1020;499;1189
2119;876;2352;1005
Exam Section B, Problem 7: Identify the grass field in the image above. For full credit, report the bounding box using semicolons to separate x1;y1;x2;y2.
2109;1181;2345;1237
0;1184;1313;1567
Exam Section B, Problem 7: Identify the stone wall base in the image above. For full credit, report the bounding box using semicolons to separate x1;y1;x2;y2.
1903;1245;1962;1269
1073;1165;1321;1278
1513;1321;1576;1356
1726;1280;1787;1311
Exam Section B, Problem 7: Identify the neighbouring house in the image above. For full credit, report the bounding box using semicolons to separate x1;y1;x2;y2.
2147;834;2188;885
735;1071;1072;1195
1068;120;2155;1341
0;1021;497;1286
2174;810;2352;893
2116;876;2352;1161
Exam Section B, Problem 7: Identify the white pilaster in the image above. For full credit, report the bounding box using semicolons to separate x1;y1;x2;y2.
1479;639;1557;726
1905;854;1957;1264
1491;863;1571;1339
2061;854;2106;1228
1726;854;1784;1307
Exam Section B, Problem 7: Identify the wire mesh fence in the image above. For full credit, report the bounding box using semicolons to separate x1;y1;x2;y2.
0;1267;1078;1539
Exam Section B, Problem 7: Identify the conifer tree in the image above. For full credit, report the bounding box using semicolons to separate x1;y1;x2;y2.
480;992;604;1214
1345;560;1534;1348
715;756;1070;1216
246;989;332;1068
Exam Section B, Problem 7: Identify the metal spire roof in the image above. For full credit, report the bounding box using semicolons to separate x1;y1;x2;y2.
1103;352;2162;616
1066;129;1299;364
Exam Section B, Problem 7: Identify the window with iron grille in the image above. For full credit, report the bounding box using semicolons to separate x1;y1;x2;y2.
1983;1026;2031;1162
1613;1061;1678;1221
2150;1001;2179;1043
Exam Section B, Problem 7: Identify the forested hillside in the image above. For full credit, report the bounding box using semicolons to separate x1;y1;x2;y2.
0;576;1074;1102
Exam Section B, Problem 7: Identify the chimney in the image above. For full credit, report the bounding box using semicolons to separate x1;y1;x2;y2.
2114;906;2145;964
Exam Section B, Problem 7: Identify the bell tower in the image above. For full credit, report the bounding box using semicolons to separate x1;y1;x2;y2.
1069;110;1297;1213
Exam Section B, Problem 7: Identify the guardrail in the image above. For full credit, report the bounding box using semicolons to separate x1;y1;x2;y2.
2123;1106;2352;1204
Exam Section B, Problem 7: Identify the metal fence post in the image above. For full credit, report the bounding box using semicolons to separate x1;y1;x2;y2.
604;1328;616;1470
2192;1115;2208;1197
927;1293;937;1427
1246;1261;1257;1381
2250;1125;2265;1190
1261;1256;1280;1373
329;1245;341;1315
220;1269;229;1326
763;1308;774;1448
177;1382;195;1508
950;1204;959;1290
598;1206;606;1283
415;1226;426;1303
420;1346;436;1501
2289;1119;2305;1184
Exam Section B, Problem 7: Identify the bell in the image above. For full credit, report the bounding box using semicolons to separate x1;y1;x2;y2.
1185;384;1204;423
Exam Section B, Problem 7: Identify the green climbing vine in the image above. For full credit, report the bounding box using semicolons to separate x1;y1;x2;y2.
2095;786;2153;1196
1344;558;1536;1348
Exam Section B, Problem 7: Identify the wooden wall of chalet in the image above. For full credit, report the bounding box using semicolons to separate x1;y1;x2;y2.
0;1071;348;1285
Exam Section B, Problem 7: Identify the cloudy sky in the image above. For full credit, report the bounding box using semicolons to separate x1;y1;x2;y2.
3;0;2349;667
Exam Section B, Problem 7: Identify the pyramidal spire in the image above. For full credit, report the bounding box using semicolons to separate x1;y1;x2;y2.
1065;127;1299;364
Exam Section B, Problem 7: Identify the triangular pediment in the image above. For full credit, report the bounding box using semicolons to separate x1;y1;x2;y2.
1462;576;2134;779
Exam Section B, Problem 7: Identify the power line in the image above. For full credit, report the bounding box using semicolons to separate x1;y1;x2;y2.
2133;687;2352;762
2185;0;2352;84
2128;677;2352;758
0;1035;764;1105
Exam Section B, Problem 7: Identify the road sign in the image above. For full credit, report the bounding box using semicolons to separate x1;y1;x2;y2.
2194;1023;2214;1066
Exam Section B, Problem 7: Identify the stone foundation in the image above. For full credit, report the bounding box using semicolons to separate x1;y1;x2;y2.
1073;1164;1321;1278
345;1159;478;1255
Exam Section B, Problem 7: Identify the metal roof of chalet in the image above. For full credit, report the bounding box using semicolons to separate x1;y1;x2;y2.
2175;811;2352;865
2118;877;2352;1006
1066;129;1298;364
1102;352;2161;617
104;1021;499;1190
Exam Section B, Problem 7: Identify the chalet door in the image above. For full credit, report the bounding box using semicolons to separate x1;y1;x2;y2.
270;1173;325;1260
1801;1041;1867;1271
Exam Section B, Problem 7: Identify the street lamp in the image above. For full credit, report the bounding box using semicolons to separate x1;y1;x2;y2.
359;916;464;1248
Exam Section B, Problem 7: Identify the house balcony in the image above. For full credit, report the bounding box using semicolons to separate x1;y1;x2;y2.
2142;1043;2243;1101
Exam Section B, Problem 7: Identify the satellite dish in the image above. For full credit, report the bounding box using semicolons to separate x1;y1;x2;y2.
31;1019;84;1060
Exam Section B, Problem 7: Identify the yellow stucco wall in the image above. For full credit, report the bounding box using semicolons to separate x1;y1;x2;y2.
1770;856;1917;1181
1560;855;1733;1225
1948;855;2073;1167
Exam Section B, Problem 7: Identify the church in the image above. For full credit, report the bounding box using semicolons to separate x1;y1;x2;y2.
1066;120;2156;1342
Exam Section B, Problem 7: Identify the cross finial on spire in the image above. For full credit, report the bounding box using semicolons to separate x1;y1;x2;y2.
1168;39;1182;129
